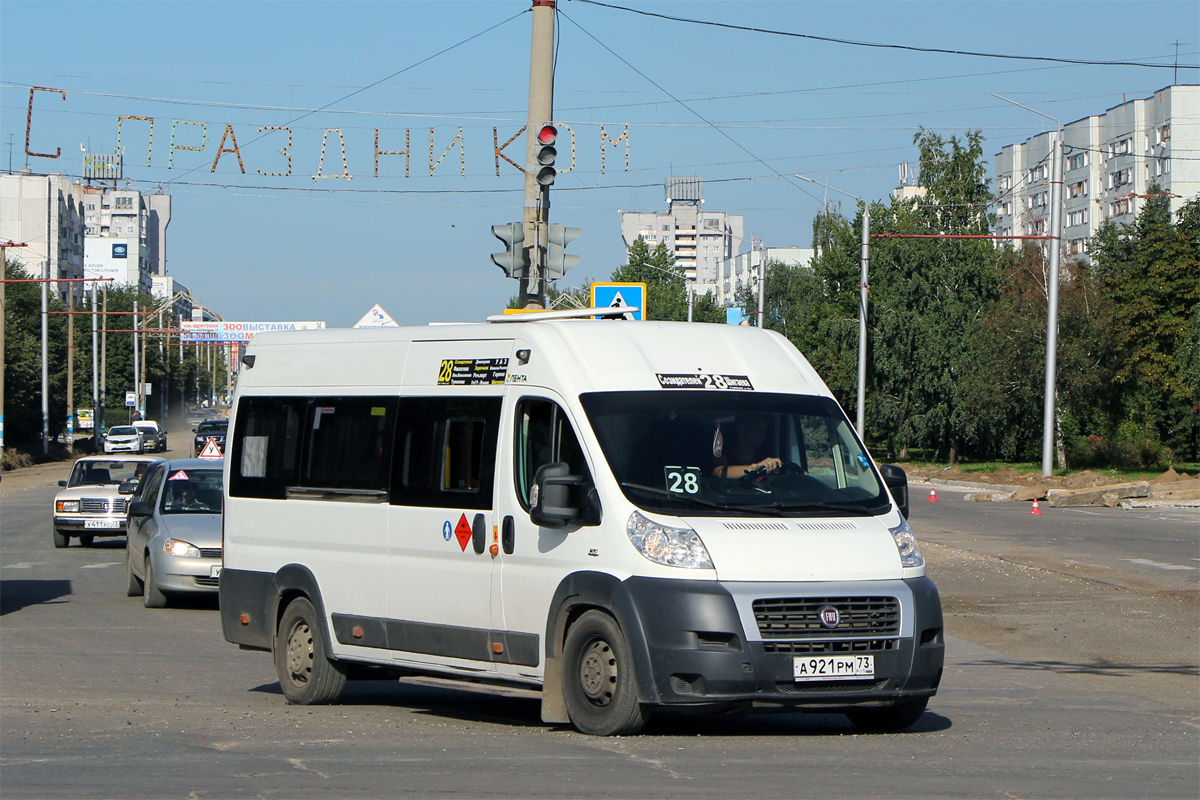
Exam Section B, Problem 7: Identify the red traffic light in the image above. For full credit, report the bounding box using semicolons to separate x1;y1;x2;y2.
537;125;557;145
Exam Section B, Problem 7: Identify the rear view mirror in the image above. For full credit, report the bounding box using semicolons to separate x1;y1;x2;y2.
529;462;601;529
129;500;153;518
118;481;137;495
879;464;909;519
58;480;67;487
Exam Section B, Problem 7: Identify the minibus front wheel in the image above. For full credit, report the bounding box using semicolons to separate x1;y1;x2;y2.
562;610;649;736
275;596;347;705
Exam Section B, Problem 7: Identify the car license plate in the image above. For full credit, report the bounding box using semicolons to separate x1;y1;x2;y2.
793;655;874;681
84;519;121;529
210;566;223;578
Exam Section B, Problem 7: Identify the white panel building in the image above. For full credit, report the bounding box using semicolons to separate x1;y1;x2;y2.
0;170;88;304
707;246;814;306
994;85;1198;259
620;177;745;284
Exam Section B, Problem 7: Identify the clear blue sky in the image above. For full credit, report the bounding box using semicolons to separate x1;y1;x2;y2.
3;1;1196;326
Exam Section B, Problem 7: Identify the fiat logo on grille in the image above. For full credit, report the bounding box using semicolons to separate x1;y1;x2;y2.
819;605;840;628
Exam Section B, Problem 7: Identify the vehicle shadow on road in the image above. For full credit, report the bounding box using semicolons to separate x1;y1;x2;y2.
0;579;72;616
247;678;953;736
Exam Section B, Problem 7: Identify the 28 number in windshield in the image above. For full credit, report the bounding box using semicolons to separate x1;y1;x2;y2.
664;466;702;495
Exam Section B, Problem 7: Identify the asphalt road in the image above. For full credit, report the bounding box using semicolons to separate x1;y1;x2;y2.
1;474;1197;799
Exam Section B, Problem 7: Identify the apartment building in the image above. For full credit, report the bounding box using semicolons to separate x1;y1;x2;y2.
705;246;814;306
0;170;88;304
620;177;745;284
994;84;1198;259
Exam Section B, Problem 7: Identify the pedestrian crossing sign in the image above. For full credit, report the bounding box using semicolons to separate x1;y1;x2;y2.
590;282;646;320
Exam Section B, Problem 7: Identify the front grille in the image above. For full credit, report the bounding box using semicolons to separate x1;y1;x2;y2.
199;548;222;559
194;576;220;587
763;639;898;654
753;596;900;639
81;498;125;514
774;680;887;694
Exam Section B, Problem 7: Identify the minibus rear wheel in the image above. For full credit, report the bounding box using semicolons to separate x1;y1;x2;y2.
275;596;347;705
846;697;928;732
562;610;649;736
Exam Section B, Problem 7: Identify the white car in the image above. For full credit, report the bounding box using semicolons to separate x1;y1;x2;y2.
104;425;145;454
52;455;165;547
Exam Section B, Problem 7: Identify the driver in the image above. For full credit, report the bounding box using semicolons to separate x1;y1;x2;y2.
712;414;782;478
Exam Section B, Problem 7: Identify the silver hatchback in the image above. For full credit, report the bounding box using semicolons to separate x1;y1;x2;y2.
123;458;223;608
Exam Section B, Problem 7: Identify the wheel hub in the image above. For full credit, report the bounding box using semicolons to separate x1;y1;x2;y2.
579;639;616;706
285;622;313;684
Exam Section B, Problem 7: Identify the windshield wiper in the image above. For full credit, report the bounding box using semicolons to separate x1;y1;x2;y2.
618;482;737;511
739;499;888;516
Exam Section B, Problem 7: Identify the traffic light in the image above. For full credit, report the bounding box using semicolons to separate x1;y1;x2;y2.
534;124;557;186
545;223;581;280
491;222;528;278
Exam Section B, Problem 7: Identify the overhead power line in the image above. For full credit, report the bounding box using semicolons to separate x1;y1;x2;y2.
569;0;1200;70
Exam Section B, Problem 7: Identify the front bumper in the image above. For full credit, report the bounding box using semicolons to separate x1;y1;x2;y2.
104;442;141;453
149;553;222;593
621;576;944;709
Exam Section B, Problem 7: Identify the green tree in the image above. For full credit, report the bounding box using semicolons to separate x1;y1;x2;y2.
1088;191;1200;461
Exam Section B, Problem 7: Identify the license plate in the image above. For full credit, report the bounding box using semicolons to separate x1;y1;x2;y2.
210;566;223;578
84;519;121;529
793;655;874;681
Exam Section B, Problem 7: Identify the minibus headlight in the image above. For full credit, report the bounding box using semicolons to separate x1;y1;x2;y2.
888;518;924;568
57;500;80;513
163;538;201;558
626;511;714;569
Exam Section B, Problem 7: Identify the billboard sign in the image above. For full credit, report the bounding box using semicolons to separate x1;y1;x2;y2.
180;320;326;343
84;238;135;286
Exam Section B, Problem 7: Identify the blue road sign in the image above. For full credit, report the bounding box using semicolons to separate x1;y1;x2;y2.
591;282;646;320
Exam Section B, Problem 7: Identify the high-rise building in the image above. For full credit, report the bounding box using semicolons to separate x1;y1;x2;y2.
709;246;814;307
0;170;88;304
620;177;745;284
80;184;172;295
994;85;1198;259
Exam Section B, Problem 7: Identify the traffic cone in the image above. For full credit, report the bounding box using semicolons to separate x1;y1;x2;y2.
927;487;939;502
1029;499;1043;515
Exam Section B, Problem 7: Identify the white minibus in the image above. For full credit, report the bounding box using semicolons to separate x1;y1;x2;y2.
219;310;942;736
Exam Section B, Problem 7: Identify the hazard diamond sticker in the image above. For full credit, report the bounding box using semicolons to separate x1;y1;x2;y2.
198;437;223;459
453;513;472;552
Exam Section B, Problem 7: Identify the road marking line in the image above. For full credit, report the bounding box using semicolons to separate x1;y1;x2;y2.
1;562;40;569
1123;558;1195;571
80;562;121;569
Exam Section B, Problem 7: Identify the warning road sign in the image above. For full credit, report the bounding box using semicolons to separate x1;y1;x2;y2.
198;438;223;459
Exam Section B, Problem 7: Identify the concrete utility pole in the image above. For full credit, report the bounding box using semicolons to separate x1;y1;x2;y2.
795;174;871;438
992;94;1064;477
100;289;107;435
91;285;98;451
67;290;74;444
42;179;51;455
519;0;556;309
132;299;139;423
754;239;765;329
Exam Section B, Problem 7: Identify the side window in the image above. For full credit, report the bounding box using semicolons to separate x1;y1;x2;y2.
514;398;592;510
137;466;165;506
390;397;501;510
230;396;306;499
301;397;397;493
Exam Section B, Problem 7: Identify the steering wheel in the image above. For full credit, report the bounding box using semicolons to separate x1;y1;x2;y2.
776;460;806;475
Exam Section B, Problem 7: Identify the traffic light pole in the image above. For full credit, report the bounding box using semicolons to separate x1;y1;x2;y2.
519;0;556;309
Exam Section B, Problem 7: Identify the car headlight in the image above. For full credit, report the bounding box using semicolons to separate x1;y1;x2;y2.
888;518;924;568
56;500;79;513
163;538;201;558
626;511;714;569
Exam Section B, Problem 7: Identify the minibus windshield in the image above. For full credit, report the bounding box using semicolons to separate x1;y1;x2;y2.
580;391;890;517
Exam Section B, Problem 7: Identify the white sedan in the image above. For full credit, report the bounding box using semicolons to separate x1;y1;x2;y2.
104;425;145;454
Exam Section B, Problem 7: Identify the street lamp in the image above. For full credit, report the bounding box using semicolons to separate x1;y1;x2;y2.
795;174;870;439
992;94;1064;478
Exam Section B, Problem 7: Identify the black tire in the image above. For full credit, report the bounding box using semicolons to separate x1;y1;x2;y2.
124;549;143;597
274;596;347;705
143;555;168;608
561;610;649;736
846;697;929;732
53;528;70;548
79;534;95;547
